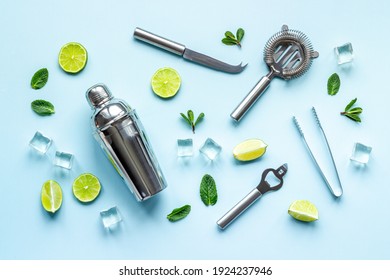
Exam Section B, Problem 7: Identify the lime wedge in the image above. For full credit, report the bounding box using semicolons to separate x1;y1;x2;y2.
58;42;88;73
72;173;101;202
151;67;181;98
41;180;63;213
233;138;268;161
288;200;318;222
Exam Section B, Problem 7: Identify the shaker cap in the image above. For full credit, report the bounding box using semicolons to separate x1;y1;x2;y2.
86;83;113;108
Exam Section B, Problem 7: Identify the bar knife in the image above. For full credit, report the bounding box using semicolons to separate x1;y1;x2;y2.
134;27;247;74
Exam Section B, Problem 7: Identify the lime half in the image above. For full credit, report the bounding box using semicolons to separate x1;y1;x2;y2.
288;200;318;222
233;138;268;161
151;67;181;98
72;173;101;203
41;180;63;213
58;42;88;73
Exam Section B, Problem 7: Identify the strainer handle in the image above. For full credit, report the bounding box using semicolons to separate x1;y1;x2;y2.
230;75;272;122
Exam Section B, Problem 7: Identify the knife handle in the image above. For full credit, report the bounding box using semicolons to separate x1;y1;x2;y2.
134;27;186;56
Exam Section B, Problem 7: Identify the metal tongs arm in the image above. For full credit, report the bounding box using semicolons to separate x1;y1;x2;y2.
292;107;343;197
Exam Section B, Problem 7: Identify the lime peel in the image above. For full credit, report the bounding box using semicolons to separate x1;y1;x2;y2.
41;180;63;213
72;173;101;203
288;200;318;222
151;67;181;98
233;138;268;161
58;42;88;73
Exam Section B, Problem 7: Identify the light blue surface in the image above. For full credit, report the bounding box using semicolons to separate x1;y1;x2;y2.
1;0;389;260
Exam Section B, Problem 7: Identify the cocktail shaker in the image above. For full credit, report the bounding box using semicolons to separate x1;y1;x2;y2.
86;83;167;201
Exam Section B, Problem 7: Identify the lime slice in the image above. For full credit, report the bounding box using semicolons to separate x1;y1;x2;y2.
41;180;63;213
72;173;101;202
58;42;88;73
288;200;318;222
233;138;268;161
151;67;181;98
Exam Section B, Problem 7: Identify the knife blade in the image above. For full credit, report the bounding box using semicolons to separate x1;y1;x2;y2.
133;27;247;74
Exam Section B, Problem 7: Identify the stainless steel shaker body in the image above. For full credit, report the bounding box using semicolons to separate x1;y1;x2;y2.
86;84;167;201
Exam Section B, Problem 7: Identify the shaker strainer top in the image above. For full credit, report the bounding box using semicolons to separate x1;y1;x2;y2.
231;25;319;122
264;24;319;80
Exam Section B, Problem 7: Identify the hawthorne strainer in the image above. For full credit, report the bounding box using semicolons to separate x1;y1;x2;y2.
231;25;319;122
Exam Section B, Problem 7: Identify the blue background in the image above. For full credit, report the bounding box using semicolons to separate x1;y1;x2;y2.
1;0;389;259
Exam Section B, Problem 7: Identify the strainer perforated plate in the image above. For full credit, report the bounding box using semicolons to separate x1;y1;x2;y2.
231;25;319;122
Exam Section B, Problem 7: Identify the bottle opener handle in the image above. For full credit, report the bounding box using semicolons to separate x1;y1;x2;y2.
217;188;262;230
217;164;287;230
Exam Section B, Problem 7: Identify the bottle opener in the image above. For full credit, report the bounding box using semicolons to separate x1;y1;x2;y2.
217;164;288;230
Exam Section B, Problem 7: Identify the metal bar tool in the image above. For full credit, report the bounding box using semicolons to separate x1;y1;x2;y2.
86;84;167;202
292;107;343;197
217;164;288;230
134;27;247;74
231;25;319;122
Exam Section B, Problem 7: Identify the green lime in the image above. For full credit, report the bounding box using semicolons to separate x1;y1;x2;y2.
58;42;88;73
41;180;63;213
233;138;268;161
288;200;318;222
151;67;181;98
72;173;101;202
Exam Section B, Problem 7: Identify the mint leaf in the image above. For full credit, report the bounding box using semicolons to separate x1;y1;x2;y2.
225;31;235;39
348;107;363;114
200;174;218;206
327;73;340;96
340;98;362;123
31;99;55;116
222;38;237;45
31;68;49;90
187;110;194;123
236;28;245;42
345;98;357;111
167;205;191;222
194;112;205;126
180;113;191;125
345;113;361;123
180;110;205;134
222;28;245;47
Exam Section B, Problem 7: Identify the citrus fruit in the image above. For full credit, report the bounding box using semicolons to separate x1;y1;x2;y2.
151;67;181;98
233;138;268;161
58;42;88;73
41;180;63;213
72;173;101;202
288;200;318;222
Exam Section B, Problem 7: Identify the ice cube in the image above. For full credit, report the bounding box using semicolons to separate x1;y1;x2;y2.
350;142;372;164
29;131;52;154
53;151;74;169
100;206;122;229
334;42;353;64
177;139;193;157
199;138;222;160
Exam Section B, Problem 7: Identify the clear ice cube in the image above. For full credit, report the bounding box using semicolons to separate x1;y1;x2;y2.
177;139;193;157
29;131;52;154
100;206;122;229
199;138;222;160
350;142;372;164
53;151;74;169
334;42;353;64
